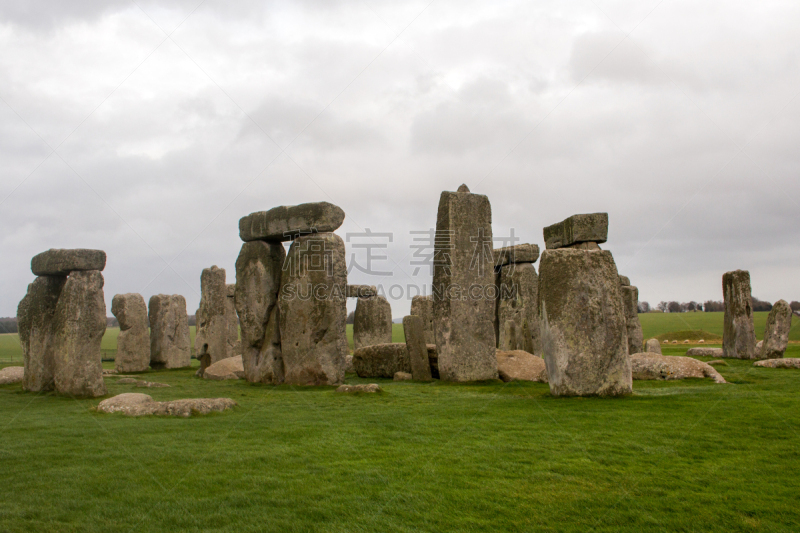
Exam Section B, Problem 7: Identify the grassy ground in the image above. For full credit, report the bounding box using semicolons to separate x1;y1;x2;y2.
639;311;800;342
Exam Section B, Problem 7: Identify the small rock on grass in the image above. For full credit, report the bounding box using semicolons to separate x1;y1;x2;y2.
336;384;382;393
393;372;412;381
0;366;24;385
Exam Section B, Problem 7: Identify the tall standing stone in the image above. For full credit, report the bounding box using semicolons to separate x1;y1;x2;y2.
403;315;433;381
496;262;539;354
620;282;644;357
112;293;150;373
18;276;66;392
761;299;792;359
52;270;107;397
148;294;191;369
722;270;756;359
410;295;435;345
432;185;497;381
279;232;347;385
353;295;392;350
225;284;240;359
196;266;229;373
234;241;286;384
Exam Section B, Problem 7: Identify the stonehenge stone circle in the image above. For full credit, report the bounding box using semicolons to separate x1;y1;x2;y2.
111;293;150;373
410;295;435;345
496;261;539;354
543;213;608;250
234;241;285;384
494;243;539;267
196;266;231;373
432;184;498;381
620;283;644;357
353;295;392;351
18;275;65;391
645;338;662;354
239;202;345;242
31;248;106;276
403;315;433;381
722;270;756;359
148;294;191;369
538;246;632;397
279;232;347;385
352;343;411;378
52;270;107;398
761;299;792;359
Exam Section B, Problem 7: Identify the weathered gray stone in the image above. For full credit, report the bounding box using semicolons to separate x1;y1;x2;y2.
756;340;763;352
279;233;347;385
618;275;630;286
345;354;355;373
203;355;245;380
111;293;150;373
496;262;539;355
336;384;382;393
494;243;540;267
196;266;229;373
496;350;548;382
239;202;345;242
31;248;106;276
761;300;792;359
403;315;433;381
433;187;497;381
644;338;662;354
538;248;631;397
620;285;644;357
353;296;392;351
52;270;107;398
686;347;724;357
427;344;439;379
543;213;608;250
18;275;65;392
225;284;240;359
753;358;800;369
723;270;756;359
97;393;236;417
0;366;24;385
352;343;411;378
410;295;435;345
394;371;412;381
631;353;726;383
148;294;191;369
234;241;285;384
135;381;170;388
346;285;377;298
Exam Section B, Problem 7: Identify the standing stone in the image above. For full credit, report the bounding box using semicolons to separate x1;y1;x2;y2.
111;293;150;373
620;284;644;357
410;295;435;345
196;266;229;373
148;294;191;369
225;284;240;359
761;300;792;359
279;232;347;385
52;271;107;397
353;296;392;351
538;248;631;397
18;276;66;392
433;185;498;381
31;249;106;276
645;338;662;354
235;241;286;384
543;213;608;250
722;270;757;359
496;262;539;354
239;202;345;242
501;320;518;351
403;315;433;381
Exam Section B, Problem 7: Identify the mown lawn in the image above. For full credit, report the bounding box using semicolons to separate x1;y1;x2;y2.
639;311;800;342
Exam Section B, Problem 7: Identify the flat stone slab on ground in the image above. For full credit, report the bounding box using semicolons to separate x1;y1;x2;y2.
96;393;237;417
203;355;245;380
631;353;726;383
336;384;382;393
31;249;106;276
753;358;800;369
496;350;547;382
0;366;24;385
543;213;608;249
686;347;724;357
135;381;170;388
239;202;345;242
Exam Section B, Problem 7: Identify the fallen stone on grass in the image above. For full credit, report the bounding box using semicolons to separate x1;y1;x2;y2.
116;378;138;384
135;381;170;388
686;347;724;357
753;359;800;369
335;384;382;393
0;366;24;385
96;393;236;417
203;355;244;381
393;372;412;381
631;353;726;384
102;369;118;375
496;350;547;382
706;360;728;366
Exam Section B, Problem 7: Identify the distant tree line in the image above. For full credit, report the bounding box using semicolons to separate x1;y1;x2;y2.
639;297;778;313
346;311;355;324
0;318;18;334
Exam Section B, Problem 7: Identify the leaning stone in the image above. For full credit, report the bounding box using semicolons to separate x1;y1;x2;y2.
279;233;347;385
753;359;800;369
722;270;756;359
239;202;345;242
352;343;411;378
52;271;107;398
336;384;382;393
494;244;540;267
685;347;724;357
196;266;230;373
18;275;65;392
346;285;377;298
644;338;662;354
410;295;435;345
148;294;191;369
393;371;412;381
403;315;433;381
761;300;792;359
538;248;631;397
353;295;392;351
203;355;245;380
631;353;726;384
543;213;608;250
496;350;547;382
112;293;150;373
31;249;106;276
433;186;497;381
496;262;539;355
0;366;24;385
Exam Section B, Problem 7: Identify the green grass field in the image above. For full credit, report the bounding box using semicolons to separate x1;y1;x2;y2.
1;313;799;531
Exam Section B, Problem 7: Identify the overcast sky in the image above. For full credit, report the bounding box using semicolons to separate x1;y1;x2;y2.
1;0;799;318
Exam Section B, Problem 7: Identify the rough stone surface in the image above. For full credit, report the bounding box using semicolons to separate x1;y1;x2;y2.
234;241;285;384
31;248;106;276
346;285;377;298
279;232;347;385
97;393;237;417
410;295;435;345
345;354;355;373
239;202;345;242
685;347;724;357
496;262;539;354
761;300;792;359
722;270;756;359
52;271;107;398
148;294;191;369
403;315;433;381
336;384;382;393
111;293;150;373
203;355;245;380
496;350;548;382
427;344;439;379
645;338;662;354
620;285;644;357
754;358;800;369
393;371;412;381
494;243;540;267
225;284;240;359
0;366;24;385
538;249;631;397
18;275;65;392
631;353;726;383
756;340;763;351
352;343;411;378
433;188;498;381
618;275;630;286
353;296;392;350
196;266;230;373
543;213;608;250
